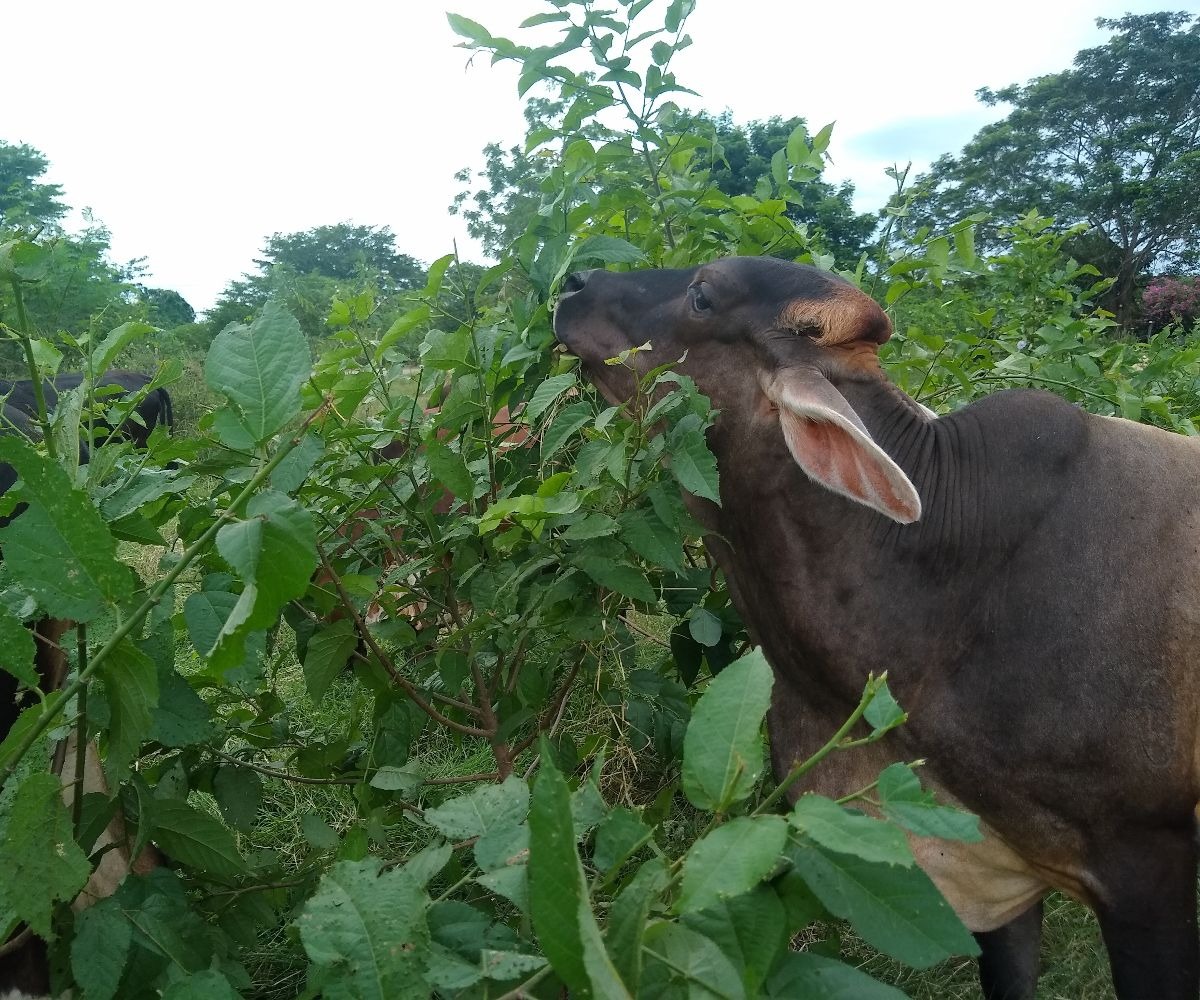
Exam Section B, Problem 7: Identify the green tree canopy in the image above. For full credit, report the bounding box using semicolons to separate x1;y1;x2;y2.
205;223;427;340
911;11;1200;326
453;106;876;267
0;141;68;228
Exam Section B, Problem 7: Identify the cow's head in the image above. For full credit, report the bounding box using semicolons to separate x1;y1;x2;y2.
553;256;921;523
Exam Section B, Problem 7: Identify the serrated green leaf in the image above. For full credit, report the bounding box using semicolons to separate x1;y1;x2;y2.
0;772;90;937
525;373;578;422
681;649;772;810
640;921;745;999
150;661;213;748
425;775;529;840
0;602;36;687
681;886;788;997
426;437;474;500
71;902;133;1000
864;679;905;733
564;513;620;541
298;858;431;1000
476;864;528;912
530;753;631;998
100;640;159;782
211;492;317;669
204;301;311;443
619;508;686;574
213;765;263;832
160;969;243;999
593;807;651;873
574;553;656;603
89;321;155;375
877;763;983;842
790;794;915;866
765;952;907;999
572;235;645;266
605;857;667;990
151;798;247;878
0;438;131;620
666;421;720;502
679;815;788;913
541;401;594;460
303;619;358;703
788;838;978;967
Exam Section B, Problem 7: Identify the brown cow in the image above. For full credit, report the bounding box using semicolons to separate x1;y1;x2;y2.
554;256;1200;1000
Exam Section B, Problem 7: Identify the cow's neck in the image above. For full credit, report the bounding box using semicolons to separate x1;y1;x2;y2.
696;371;1003;722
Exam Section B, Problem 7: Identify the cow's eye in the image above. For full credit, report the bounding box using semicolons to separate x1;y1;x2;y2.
689;282;713;313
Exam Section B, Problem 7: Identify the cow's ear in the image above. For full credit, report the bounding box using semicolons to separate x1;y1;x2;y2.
761;367;921;524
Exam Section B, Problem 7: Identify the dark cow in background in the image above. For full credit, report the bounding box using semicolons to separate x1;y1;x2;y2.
0;370;173;451
555;257;1200;1000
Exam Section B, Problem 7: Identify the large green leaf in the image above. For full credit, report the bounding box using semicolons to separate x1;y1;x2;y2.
0;772;90;936
681;886;788;998
298;858;431;1000
765;953;908;999
204;300;311;443
160;970;243;999
573;552;657;604
639;921;746;1000
151;798;247;879
530;754;631;998
210;491;317;669
303;619;359;703
877;763;983;842
789;794;915;867
0;437;131;620
425;438;474;501
0;603;36;687
605;858;668;990
100;640;159;782
424;775;529;840
71;903;133;1000
666;416;720;503
524;372;578;422
678;815;789;914
788;838;979;968
213;765;263;832
681;649;773;811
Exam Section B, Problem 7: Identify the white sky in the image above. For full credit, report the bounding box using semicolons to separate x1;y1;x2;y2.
4;0;1193;314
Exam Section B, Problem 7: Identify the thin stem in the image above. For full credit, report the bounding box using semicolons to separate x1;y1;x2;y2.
755;675;885;814
315;542;488;738
71;624;89;832
9;279;56;459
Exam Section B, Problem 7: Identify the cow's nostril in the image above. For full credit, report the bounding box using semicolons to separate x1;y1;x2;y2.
561;271;589;296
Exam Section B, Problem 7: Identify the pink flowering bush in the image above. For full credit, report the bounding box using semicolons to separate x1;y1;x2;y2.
1143;276;1200;331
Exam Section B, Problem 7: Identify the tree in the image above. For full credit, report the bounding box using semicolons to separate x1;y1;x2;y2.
912;12;1200;326
0;141;68;228
205;223;426;340
137;286;196;328
453;107;876;266
692;111;877;266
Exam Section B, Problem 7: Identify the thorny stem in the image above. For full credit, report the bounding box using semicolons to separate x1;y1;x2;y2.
0;401;333;790
8;279;57;459
71;624;89;832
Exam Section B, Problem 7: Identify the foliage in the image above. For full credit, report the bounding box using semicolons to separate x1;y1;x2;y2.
203;223;427;343
5;1;1196;997
0;141;68;228
1143;275;1200;333
911;11;1200;326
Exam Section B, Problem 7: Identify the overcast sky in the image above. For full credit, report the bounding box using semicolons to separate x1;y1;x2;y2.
4;0;1193;314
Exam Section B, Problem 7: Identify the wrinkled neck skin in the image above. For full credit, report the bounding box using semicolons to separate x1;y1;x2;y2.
685;366;1033;783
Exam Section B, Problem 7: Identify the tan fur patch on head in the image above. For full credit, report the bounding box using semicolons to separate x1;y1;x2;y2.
776;284;892;347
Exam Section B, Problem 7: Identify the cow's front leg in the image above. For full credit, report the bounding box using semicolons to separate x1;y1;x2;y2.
1093;826;1198;1000
974;899;1042;1000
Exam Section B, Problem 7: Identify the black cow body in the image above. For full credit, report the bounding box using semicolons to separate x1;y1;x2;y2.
0;370;173;450
554;257;1200;1000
